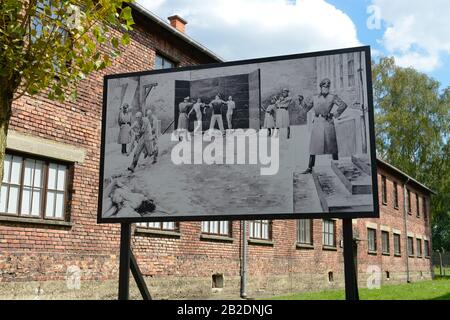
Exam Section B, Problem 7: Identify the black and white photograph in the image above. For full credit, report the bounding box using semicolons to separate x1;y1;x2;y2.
99;46;377;222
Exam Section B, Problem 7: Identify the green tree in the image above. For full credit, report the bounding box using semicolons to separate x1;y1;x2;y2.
0;0;134;181
373;57;450;251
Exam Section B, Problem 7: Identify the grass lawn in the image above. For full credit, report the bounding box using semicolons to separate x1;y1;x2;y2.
269;278;450;300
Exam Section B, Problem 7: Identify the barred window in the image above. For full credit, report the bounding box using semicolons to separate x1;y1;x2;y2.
322;219;335;247
137;221;177;231
249;220;271;240
347;54;355;87
368;228;377;252
381;231;390;254
1;153;70;220
394;233;401;256
297;219;313;245
201;221;231;236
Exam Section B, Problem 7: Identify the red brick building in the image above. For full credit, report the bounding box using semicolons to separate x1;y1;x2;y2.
0;4;433;299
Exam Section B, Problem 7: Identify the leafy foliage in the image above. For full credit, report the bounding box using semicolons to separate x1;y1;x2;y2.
0;0;135;101
0;0;135;183
372;57;450;251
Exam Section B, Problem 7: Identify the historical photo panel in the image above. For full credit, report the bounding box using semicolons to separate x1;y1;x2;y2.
99;47;377;222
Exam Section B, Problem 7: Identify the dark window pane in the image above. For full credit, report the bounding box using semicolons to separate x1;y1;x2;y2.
381;176;387;204
155;54;176;70
393;182;398;208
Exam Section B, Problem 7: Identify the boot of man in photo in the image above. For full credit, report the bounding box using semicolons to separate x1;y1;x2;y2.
302;153;338;174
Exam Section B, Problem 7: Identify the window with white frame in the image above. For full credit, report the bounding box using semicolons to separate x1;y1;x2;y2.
201;221;230;236
381;231;390;254
137;221;177;231
249;220;271;240
297;219;313;245
416;238;422;257
368;228;377;252
0;153;69;220
322;219;335;247
424;240;430;257
394;233;401;256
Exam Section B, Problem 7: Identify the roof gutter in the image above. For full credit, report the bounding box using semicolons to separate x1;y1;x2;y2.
376;158;435;195
129;2;224;63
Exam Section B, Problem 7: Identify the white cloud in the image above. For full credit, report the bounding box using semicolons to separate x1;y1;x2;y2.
137;0;361;60
372;0;450;72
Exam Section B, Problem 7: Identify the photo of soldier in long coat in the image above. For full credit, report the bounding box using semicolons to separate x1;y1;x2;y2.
117;103;132;154
298;78;348;174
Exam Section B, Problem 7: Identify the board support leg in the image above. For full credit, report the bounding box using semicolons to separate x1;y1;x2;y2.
343;218;359;300
118;223;131;300
131;251;152;300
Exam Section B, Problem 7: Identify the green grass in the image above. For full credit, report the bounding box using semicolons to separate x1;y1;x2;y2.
269;278;450;300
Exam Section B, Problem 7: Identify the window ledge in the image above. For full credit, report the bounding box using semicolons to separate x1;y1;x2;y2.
408;255;415;258
200;234;234;243
368;250;378;255
322;245;337;251
382;252;390;256
0;215;72;228
296;243;314;249
394;206;399;210
394;253;402;257
248;239;273;246
135;227;181;238
425;255;431;259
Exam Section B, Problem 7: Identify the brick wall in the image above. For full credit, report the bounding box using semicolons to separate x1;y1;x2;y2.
0;11;218;288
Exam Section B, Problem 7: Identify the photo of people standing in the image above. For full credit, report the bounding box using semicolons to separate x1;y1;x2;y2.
101;48;376;221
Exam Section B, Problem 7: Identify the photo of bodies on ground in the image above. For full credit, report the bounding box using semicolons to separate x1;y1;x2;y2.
100;48;375;221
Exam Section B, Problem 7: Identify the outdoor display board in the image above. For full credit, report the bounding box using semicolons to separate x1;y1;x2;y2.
98;46;378;223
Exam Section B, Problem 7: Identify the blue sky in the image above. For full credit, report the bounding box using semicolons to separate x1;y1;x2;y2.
328;0;450;89
138;0;450;89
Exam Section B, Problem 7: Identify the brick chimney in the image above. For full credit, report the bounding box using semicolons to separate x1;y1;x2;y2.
168;15;187;33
